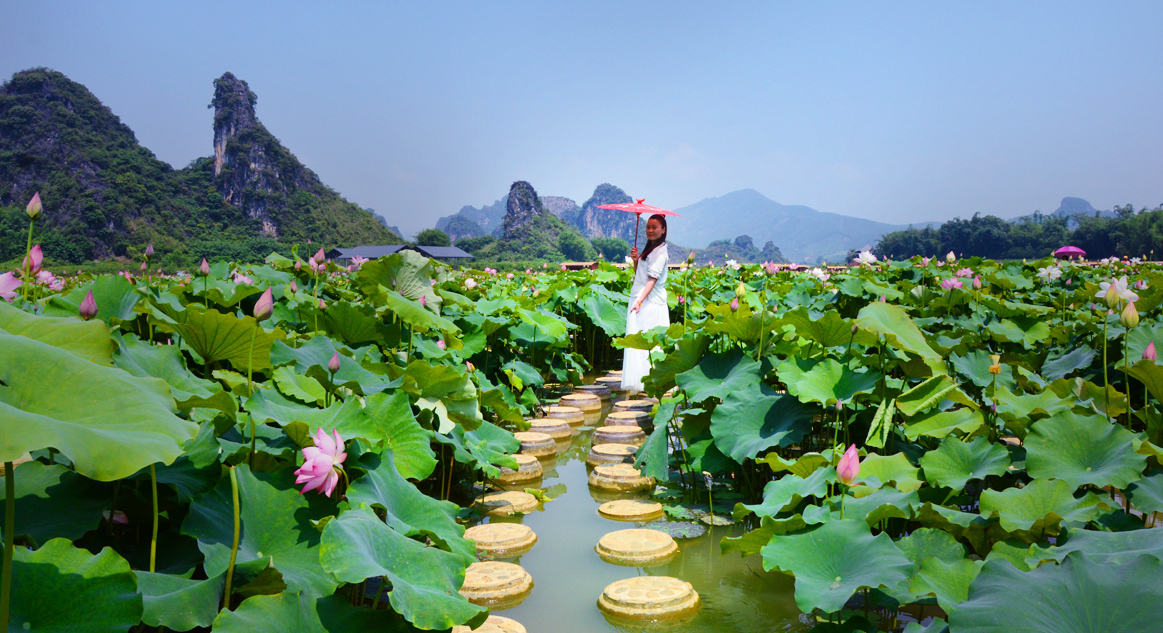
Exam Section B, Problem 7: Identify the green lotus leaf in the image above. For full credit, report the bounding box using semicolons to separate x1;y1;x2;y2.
321;300;385;345
272;366;326;405
182;465;339;598
376;287;460;337
474;371;527;426
895;528;966;567
517;306;571;340
685;437;735;474
776;357;882;407
356;250;443;312
1052;527;1163;565
896;376;975;416
985;316;1050;347
909;557;982;613
1048;377;1127;419
722;515;813;556
319;506;487;629
157;305;281;372
758;452;831;478
676;350;765;405
950;553;1163;633
978;478;1103;532
992;387;1072;429
0;462;110;546
434;420;519;477
501;358;544;391
1127;322;1163;365
269;338;400;395
362;391;437;479
211;592;422;633
43;274;141;324
777;307;879;348
397;360;482;431
903;618;949;633
113;332;223;403
859;453;924;492
742;467;832;518
1127;469;1163;515
0;331;198;480
865;398;897;449
703;300;765;343
7;538;142;633
842;487;920;525
578;289;626;337
1024;411;1146;489
710;386;816;463
1126;359;1163;408
634;402;675;480
950;350;1017;390
1041;346;1096;381
346;451;473;563
983;540;1060;571
855;302;945;374
761;519;913;613
0;300;114;364
645;334;710;396
903;408;985;440
135;571;225;631
920;436;1010;490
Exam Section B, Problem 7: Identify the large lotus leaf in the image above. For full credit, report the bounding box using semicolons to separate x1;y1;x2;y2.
859;453;924;492
903;619;949;633
842;487;920;525
1025;411;1146;489
501;359;544;391
1126;359;1163;408
777;357;881;407
778;307;879;348
1048;377;1127;419
742;467;832;518
211;592;421;633
321;300;384;345
43;274;141;324
0;332;197;480
435;420;519;477
896;376;975;416
7;538;142;633
978;479;1103;532
950;553;1163;633
895;528;966;567
677;350;766;404
346;452;473;562
0;300;114;364
375;289;459;338
320;506;487;629
135;571;225;631
950;350;1017;391
864;398;897;449
160;305;281;372
855;302;945;374
182;465;339;598
984;540;1060;572
645;334;710;396
992;387;1072;429
721;515;815;557
474;371;526;426
397;360;482;431
273;366;326;404
1052;526;1163;564
909;557;982;613
244;389;408;454
920;436;1009;490
517;307;571;339
356;250;442;312
634;402;675;480
114;332;222;403
1127;322;1163;365
759;452;831;478
578;289;626;337
761;519;913;613
985;316;1050;347
710;385;816;463
0;462;110;546
703;300;764;343
904;408;985;440
1041;346;1096;381
1127;469;1163;514
363;391;437;479
269;338;400;395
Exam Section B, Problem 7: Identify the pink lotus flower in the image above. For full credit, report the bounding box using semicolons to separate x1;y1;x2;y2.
232;271;253;285
308;257;320;273
940;277;963;290
24;244;42;275
318;298;327;309
1145;342;1157;362
314;247;326;262
253;288;274;321
119;270;134;283
328;352;341;373
437;339;446;350
144;243;155;260
763;261;778;275
294;259;302;271
955;267;973;278
0;272;21;302
139;261;148;273
837;444;860;485
351;255;368;269
678;296;685;304
79;290;98;320
419;295;427;307
464;278;478;290
26;192;42;219
294;429;347;497
921;257;930;266
506;273;514;279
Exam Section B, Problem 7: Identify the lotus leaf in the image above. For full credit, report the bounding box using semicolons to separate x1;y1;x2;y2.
0;462;110;546
1041;346;1096;381
778;307;878;348
920;436;1010;490
855;302;946;374
859;453;924;492
135;571;225;631
742;467;832;518
903;408;984;440
1025;411;1146;489
634;402;675;479
909;557;982;612
42;274;141;324
1126;469;1163;514
759;452;831;478
1051;527;1163;565
842;487;920;525
211;592;422;633
272;366;326;404
896;376;975;416
776;357;882;407
0;300;114;364
978;478;1103;532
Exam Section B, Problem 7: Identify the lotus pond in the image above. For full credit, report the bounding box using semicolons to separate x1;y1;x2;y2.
2;244;1163;633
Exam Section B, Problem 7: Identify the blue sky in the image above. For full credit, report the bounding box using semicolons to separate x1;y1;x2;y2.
4;2;1162;237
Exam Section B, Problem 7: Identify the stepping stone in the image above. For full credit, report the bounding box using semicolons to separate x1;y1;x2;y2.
545;405;585;426
594;376;623;391
613;399;655;413
593;425;647;447
465;523;537;558
598;499;665;522
605;410;651;428
586;443;638;467
460;561;533;609
596;528;678;565
598;576;700;619
560;392;602;411
514;431;557;457
494;454;543;484
475;491;539;516
452;615;526;633
574;383;612;400
589;463;654;492
528;418;572;440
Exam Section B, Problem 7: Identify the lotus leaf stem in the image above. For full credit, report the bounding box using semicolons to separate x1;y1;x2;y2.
21;218;33;303
371;577;386;610
149;464;159;573
1;462;15;630
1102;316;1111;423
222;466;241;610
246;327;257;467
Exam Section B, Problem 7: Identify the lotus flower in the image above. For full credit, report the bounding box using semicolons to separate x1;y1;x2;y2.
294;259;302;271
23;244;42;275
726;259;740;270
318;298;326;309
289;280;297;293
955;267;973;278
736;282;747;297
308;256;320;273
506;273;514;279
293;429;347;497
972;275;983;290
940;277;963;290
1144;342;1157;362
855;251;877;266
0;272;22;302
437;339;446;350
1037;265;1062;281
199;258;210;276
232;271;253;285
419;295;427;307
809;267;830;282
466;360;475;372
946;251;956;263
253;288;273;321
837;445;860;485
921;257;930;266
351;255;368;270
1121;301;1139;328
144;243;154;260
1096;276;1138;307
79;290;98;320
730;297;739;311
26;192;42;219
314;247;326;262
328;352;341;374
678;296;685;304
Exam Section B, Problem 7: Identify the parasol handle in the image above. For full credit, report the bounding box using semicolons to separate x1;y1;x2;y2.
634;213;641;254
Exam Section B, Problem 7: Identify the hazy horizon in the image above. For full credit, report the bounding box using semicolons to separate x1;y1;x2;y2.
3;2;1162;239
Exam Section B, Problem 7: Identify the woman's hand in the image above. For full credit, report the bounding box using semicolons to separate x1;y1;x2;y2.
630;247;639;260
630;299;641;314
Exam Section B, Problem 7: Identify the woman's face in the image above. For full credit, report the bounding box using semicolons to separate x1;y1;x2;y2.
645;218;664;241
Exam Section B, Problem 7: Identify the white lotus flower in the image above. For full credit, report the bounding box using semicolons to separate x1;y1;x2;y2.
1036;266;1062;281
855;251;877;266
463;278;478;290
946;251;956;263
726;259;740;270
808;267;831;282
1096;275;1138;306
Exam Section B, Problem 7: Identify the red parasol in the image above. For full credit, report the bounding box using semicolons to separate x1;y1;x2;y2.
594;199;681;250
1053;246;1086;260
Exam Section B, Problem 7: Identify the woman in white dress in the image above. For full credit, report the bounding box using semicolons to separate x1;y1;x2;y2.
621;214;670;392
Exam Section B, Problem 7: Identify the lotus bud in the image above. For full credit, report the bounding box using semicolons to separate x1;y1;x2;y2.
253;288;274;321
144;243;154;260
314;247;326;262
140;261;148;273
972;275;982;290
921;257;930;266
79;290;98;320
736;282;747;297
294;259;302;271
466;360;475;372
989;354;1002;375
678;296;685;304
837;444;860;485
687;251;696;263
852;324;858;333
24;244;43;275
289;280;297;292
1121;301;1139;328
1066;277;1073;286
437;339;446;350
834;399;843;411
1144;341;1157;362
200;258;211;276
879;295;887;302
946;251;956;263
328;352;341;374
1104;282;1121;308
319;298;326;310
419;295;427;307
26;192;42;219
730;297;739;311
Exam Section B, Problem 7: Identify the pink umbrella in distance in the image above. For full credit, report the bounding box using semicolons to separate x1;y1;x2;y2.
1053;245;1086;260
594;199;681;251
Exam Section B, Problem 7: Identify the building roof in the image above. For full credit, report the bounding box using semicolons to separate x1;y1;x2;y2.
328;245;406;260
410;245;474;259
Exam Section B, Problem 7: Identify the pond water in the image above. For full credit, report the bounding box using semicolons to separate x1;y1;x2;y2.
476;400;814;632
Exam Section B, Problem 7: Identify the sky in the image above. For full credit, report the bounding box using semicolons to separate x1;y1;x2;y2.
3;2;1162;238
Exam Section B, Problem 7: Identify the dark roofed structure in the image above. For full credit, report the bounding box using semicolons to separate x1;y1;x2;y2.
410;245;473;261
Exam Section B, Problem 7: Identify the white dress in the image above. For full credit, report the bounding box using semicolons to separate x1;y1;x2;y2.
621;243;669;392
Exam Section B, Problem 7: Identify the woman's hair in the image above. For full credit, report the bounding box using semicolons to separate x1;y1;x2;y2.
639;214;668;261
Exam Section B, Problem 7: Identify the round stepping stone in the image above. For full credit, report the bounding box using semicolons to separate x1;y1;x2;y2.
586;443;638;467
546;405;585;426
495;454;543;484
452;615;526;633
589;463;654;492
460;561;533;609
605;410;651;428
514;431;557;457
595;375;622;388
475;491;539;516
528;418;572;440
597;576;700;619
560;392;602;412
593;425;647;447
613;399;655;413
574;383;612;400
465;523;538;557
596;528;678;565
598;499;665;522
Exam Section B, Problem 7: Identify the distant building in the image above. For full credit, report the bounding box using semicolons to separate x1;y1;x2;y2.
328;244;473;266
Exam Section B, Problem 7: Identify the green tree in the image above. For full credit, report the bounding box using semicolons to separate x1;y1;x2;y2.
455;235;495;254
557;231;595;261
415;228;452;247
591;237;629;262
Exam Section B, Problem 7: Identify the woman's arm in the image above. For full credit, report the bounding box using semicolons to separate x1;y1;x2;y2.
630;276;658;313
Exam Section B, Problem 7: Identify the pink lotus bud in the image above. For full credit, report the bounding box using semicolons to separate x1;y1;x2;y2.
1145;342;1157;362
1066;277;1073;286
437;339;446;350
253;288;274;321
730;297;739;311
678;296;685;304
314;247;326;262
466;361;475;372
294;259;302;271
289;280;297;292
24;244;43;275
79;290;98;321
196;258;208;276
328;352;341;374
140;261;148;273
319;298;326;310
852;324;858;333
837;444;860;485
144;243;154;260
307;238;312;245
972;275;982;290
102;510;128;525
26;192;42;219
880;294;887;302
419;295;427;307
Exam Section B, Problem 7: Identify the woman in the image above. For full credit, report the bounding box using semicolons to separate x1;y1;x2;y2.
621;214;669;392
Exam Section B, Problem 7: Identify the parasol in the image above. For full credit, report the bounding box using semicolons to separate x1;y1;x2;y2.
594;199;681;250
1053;246;1086;260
